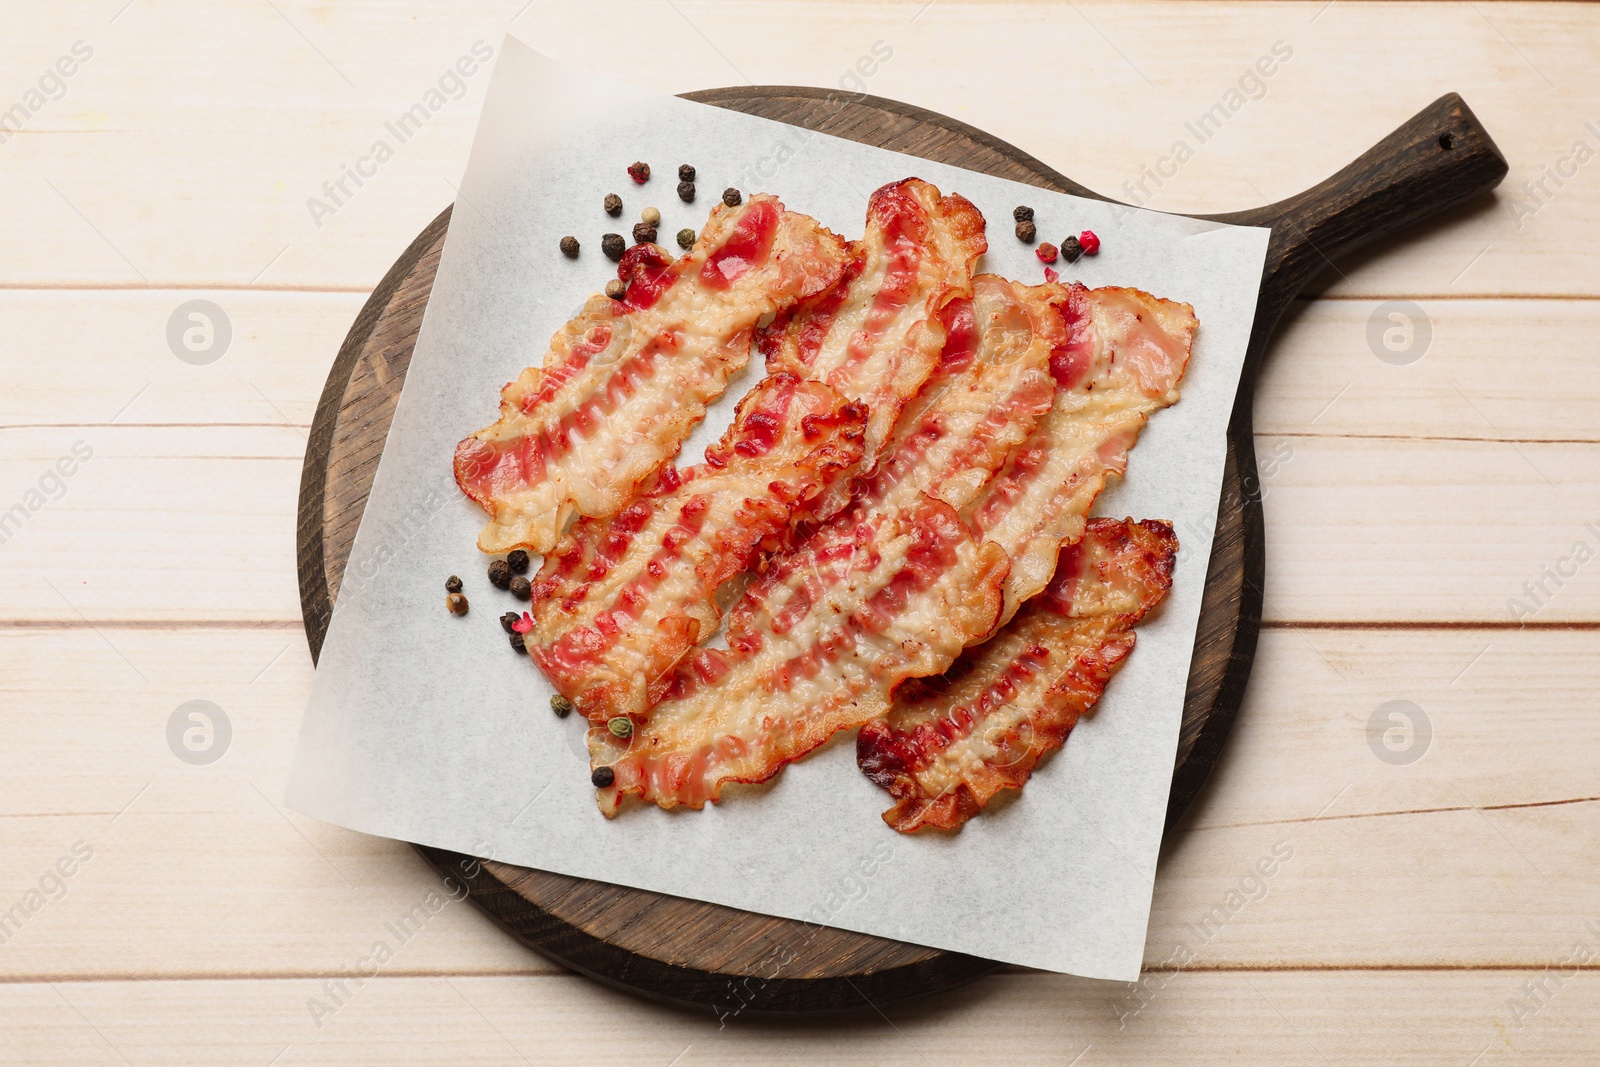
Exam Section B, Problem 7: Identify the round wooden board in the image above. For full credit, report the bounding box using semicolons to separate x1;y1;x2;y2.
297;88;1262;1016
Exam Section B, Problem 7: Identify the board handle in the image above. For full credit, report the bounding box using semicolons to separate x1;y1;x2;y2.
1221;92;1508;324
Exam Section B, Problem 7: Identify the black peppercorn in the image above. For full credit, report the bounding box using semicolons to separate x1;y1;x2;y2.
605;279;627;300
487;559;511;589
559;235;579;258
604;193;622;217
551;694;573;719
446;592;469;616
509;632;526;654
1013;205;1034;223
1015;219;1036;243
509;576;530;600
601;232;625;260
678;163;695;182
507;549;530;574
445;575;462;593
628;161;650;184
591;766;615;788
632;222;657;244
722;187;742;207
677;180;695;203
500;611;520;634
677;228;695;250
1060;235;1084;263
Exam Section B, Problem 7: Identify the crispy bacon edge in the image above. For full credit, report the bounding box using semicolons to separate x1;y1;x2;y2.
523;373;867;723
453;195;850;554
858;518;1178;832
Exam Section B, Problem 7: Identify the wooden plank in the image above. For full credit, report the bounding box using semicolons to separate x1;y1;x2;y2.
3;2;1598;294
3;426;1595;623
6;970;1600;1065
5;292;1598;442
1;627;1596;977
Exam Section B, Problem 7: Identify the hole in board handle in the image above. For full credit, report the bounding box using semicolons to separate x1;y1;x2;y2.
1438;132;1455;151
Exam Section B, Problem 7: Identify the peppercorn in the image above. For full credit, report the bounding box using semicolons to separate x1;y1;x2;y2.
500;611;520;634
605;279;627;300
601;232;625;261
507;549;530;575
632;222;657;244
509;575;530;599
509;631;526;654
559;235;579;258
1059;235;1083;263
607;716;633;739
446;592;469;616
591;766;615;788
678;163;695;182
677;228;695;249
1013;205;1034;223
551;694;573;719
641;206;661;228
1036;242;1059;264
604;193;623;217
677;180;695;203
1079;230;1101;255
1015;219;1036;243
628;161;650;184
445;575;462;593
487;559;511;589
722;187;742;207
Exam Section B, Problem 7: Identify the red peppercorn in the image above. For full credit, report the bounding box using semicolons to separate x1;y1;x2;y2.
1036;242;1058;264
1079;230;1101;255
628;161;650;184
1043;267;1059;284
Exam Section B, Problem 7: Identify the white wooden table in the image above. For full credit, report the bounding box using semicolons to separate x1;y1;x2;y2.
3;2;1597;1063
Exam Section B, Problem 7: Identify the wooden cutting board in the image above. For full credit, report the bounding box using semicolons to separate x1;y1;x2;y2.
296;87;1505;1016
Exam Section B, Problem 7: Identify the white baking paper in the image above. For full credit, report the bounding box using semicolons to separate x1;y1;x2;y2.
286;35;1270;982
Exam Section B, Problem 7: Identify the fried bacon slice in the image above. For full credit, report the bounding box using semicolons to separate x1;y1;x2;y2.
454;195;849;554
858;518;1178;832
759;178;987;520
588;494;1008;816
968;283;1196;621
523;373;866;723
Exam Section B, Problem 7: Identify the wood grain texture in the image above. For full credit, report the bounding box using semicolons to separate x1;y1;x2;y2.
295;88;1504;1013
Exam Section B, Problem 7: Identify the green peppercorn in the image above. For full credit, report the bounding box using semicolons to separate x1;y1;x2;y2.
509;575;531;600
1060;235;1084;263
551;694;573;719
445;575;462;593
591;766;615;788
605;279;627;300
1013;205;1034;223
607;716;633;739
601;233;625;261
677;228;695;249
678;164;695;182
500;611;520;634
1015;219;1036;243
507;549;530;575
632;222;657;244
604;193;623;217
446;592;469;616
487;559;511;589
559;236;579;258
509;632;526;654
677;181;695;203
722;187;742;207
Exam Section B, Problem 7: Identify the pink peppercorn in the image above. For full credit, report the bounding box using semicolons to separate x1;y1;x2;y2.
1035;242;1059;264
1043;267;1059;284
1079;230;1101;255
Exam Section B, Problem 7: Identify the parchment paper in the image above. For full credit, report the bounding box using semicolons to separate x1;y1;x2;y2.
286;36;1270;982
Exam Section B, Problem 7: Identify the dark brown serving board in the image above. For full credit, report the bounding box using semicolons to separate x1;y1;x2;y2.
297;88;1505;1016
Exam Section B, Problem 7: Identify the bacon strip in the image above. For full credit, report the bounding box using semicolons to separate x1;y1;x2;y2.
759;178;987;521
968;283;1196;621
455;196;849;553
858;519;1178;832
524;373;866;723
588;494;1008;816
